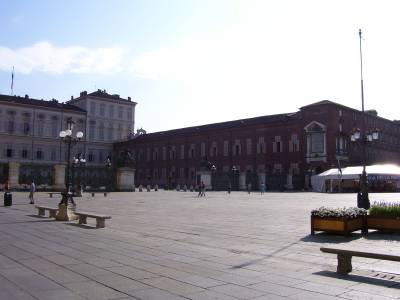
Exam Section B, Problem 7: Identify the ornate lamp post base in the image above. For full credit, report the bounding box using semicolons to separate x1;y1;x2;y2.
56;203;78;221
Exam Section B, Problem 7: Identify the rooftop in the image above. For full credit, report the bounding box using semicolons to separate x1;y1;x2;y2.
0;94;86;113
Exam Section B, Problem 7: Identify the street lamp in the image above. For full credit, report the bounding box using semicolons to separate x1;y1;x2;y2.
56;118;84;221
210;164;216;191
352;29;380;210
350;127;380;209
105;156;112;196
72;154;86;197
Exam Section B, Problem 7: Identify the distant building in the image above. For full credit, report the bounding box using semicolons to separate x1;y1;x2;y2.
0;90;136;187
115;100;400;190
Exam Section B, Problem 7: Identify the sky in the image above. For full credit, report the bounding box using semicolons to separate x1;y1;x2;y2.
1;0;400;132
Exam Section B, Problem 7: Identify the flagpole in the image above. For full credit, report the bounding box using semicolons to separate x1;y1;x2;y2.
11;66;14;96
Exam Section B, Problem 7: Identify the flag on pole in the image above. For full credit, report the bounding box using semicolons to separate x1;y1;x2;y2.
11;66;14;95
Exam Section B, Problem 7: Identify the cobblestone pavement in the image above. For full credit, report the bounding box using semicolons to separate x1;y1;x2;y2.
0;191;400;300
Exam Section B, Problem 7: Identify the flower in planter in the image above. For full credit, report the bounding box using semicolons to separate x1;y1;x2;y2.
369;201;400;218
311;206;367;219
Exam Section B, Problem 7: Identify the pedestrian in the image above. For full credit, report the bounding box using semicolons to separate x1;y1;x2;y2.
29;180;36;204
260;182;265;194
197;183;202;197
200;181;206;197
227;182;231;194
247;183;251;194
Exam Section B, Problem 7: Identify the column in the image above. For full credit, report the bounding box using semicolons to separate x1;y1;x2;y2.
54;164;66;190
8;162;20;189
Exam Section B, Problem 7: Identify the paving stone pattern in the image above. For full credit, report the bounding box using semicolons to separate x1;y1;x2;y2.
0;191;400;299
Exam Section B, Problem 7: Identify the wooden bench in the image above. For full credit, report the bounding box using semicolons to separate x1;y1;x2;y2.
36;206;59;218
48;192;62;198
320;247;400;274
74;211;111;228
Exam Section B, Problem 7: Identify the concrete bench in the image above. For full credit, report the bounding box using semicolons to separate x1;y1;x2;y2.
36;206;59;218
48;192;62;198
74;211;111;228
320;247;400;274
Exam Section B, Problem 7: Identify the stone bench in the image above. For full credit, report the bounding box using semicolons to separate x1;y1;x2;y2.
36;206;59;218
74;211;111;228
320;247;400;274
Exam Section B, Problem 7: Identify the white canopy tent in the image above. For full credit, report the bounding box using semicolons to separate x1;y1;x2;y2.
311;164;400;192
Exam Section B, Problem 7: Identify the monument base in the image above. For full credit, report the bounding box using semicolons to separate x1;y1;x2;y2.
56;204;78;221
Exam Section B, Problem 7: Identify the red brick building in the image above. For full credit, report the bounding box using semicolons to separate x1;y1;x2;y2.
115;100;400;190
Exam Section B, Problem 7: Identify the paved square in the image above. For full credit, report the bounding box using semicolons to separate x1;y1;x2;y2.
1;191;399;299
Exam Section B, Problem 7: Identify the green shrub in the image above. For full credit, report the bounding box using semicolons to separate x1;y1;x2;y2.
369;202;400;218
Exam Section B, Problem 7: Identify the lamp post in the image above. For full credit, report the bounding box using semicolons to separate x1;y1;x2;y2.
105;156;112;196
352;29;380;210
56;118;83;221
350;128;380;209
72;154;86;197
211;164;216;191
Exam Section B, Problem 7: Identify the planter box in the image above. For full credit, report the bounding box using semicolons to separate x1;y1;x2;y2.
367;216;400;232
311;216;366;236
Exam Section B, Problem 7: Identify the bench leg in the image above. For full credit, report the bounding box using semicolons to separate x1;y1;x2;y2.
49;210;57;218
38;208;45;217
337;254;352;274
78;215;87;225
96;218;105;228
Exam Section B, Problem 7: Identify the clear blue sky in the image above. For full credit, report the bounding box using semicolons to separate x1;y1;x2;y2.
1;0;400;132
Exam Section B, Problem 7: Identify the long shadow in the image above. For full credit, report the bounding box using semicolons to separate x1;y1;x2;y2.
301;233;363;244
0;218;55;225
363;230;400;242
65;223;98;230
314;270;400;288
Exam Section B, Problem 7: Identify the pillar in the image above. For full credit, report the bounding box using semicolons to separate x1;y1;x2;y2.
54;164;66;191
8;162;20;189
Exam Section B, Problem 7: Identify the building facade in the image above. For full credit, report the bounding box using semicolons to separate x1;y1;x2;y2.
115;100;400;190
0;90;136;188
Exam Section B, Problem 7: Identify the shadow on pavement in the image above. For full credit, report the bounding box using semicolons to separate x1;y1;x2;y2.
301;233;363;243
65;223;98;230
314;270;400;288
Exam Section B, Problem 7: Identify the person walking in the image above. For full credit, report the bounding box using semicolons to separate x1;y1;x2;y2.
200;181;206;197
29;181;36;204
260;182;265;195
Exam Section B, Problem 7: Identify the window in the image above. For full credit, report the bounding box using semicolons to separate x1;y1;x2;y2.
162;147;166;160
6;148;13;158
107;123;114;141
273;136;282;153
310;132;324;153
233;140;241;156
118;107;123;118
188;144;195;158
37;116;44;136
210;142;217;157
127;108;133;120
23;122;30;135
305;122;326;161
246;138;252;155
51;149;56;161
109;105;114;118
90;102;96;114
99;103;105;116
22;149;28;159
36;149;43;160
223;140;229;156
201;142;206;158
98;122;105;140
88;150;94;162
289;134;299;152
7;120;15;133
89;121;96;140
257;137;265;154
180;145;185;159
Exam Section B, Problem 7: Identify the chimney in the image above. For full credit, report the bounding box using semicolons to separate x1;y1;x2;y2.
24;94;29;99
80;91;87;97
71;96;74;100
128;97;131;101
